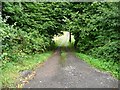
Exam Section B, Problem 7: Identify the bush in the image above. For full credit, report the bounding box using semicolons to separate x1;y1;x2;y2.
0;16;51;62
90;41;120;62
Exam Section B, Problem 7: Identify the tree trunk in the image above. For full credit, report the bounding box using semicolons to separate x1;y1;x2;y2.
69;30;71;43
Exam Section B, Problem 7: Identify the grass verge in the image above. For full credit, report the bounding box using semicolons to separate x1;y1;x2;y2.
76;53;120;80
1;52;52;88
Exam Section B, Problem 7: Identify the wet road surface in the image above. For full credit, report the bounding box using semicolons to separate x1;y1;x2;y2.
23;48;118;88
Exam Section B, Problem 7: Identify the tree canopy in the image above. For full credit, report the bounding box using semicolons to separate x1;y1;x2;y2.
1;2;120;63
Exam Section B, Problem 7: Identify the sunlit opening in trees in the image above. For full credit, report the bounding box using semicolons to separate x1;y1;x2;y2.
52;31;75;47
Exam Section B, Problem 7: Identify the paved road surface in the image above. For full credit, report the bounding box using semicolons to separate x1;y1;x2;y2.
23;48;118;88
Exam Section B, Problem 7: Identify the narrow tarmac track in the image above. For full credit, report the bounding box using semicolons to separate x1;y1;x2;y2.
23;48;118;88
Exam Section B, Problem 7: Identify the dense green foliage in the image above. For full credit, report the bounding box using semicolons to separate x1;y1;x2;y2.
2;3;71;56
0;16;51;61
2;2;65;37
64;2;120;63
